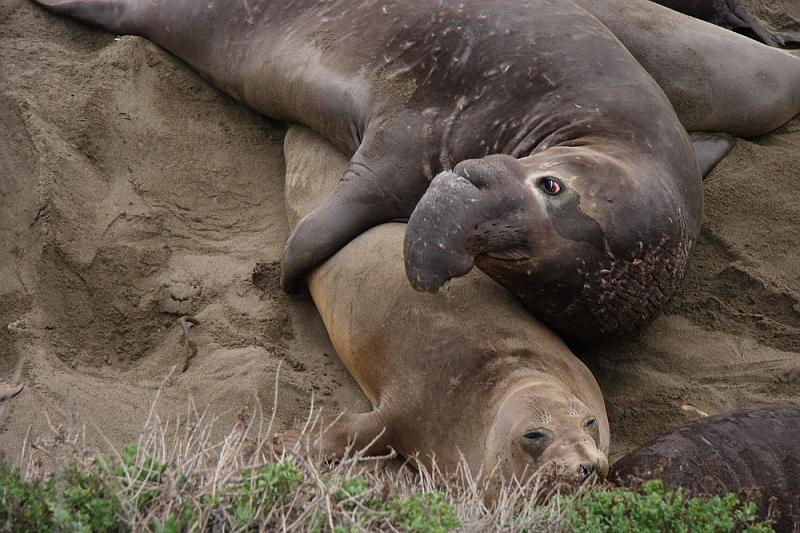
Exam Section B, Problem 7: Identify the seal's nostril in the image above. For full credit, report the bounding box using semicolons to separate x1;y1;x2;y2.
578;463;593;481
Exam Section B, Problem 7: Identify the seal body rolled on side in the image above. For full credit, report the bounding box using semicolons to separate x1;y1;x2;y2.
32;0;705;343
33;0;800;343
612;407;800;531
282;126;610;484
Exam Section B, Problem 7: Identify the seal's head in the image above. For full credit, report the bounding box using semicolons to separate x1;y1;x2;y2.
485;382;608;486
404;147;701;342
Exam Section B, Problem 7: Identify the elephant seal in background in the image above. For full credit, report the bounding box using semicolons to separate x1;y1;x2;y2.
281;126;610;485
649;0;800;47
612;407;800;531
576;0;800;137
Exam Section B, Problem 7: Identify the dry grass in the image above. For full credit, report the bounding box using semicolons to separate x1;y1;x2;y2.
10;367;574;532
5;367;772;532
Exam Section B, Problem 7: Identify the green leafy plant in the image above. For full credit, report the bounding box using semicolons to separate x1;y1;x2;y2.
388;491;461;533
0;464;123;533
564;480;774;533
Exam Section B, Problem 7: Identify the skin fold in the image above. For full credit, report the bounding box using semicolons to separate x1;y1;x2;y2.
280;125;610;486
30;0;800;343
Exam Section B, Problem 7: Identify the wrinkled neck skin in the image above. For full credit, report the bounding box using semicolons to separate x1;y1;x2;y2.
405;63;704;342
479;128;701;342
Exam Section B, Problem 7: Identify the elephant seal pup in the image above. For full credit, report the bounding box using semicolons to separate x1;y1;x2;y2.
612;407;800;531
649;0;800;47
281;126;610;484
34;0;706;343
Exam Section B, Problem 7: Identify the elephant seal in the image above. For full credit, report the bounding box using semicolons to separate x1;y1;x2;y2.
649;0;800;47
280;126;610;484
33;0;800;343
612;407;800;531
576;0;800;137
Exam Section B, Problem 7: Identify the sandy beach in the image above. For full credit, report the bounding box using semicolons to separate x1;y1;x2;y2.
1;0;799;465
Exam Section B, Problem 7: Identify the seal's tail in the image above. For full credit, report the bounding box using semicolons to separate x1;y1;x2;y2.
31;0;139;35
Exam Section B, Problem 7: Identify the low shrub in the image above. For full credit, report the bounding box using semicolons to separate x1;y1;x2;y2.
0;399;775;532
564;479;773;533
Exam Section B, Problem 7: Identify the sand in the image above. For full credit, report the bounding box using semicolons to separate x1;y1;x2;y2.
1;0;799;466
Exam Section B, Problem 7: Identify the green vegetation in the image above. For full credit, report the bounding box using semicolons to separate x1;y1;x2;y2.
0;464;122;533
0;449;464;532
564;480;773;533
0;454;775;532
0;410;774;532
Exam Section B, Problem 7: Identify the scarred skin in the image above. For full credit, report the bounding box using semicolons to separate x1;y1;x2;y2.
31;0;800;342
612;408;800;531
281;125;610;485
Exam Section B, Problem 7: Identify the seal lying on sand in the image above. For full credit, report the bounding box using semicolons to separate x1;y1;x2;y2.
577;0;800;137
281;126;610;484
612;407;800;531
32;0;800;343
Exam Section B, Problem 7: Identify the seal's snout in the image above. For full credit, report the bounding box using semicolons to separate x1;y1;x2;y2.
453;154;527;189
404;155;534;293
404;170;481;293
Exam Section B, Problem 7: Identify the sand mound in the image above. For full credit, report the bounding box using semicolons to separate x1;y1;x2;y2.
1;0;798;464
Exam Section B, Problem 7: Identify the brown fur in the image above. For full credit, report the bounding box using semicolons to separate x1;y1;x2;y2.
280;126;610;484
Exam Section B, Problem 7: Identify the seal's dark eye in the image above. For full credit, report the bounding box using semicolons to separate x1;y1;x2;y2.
523;430;547;441
584;418;597;429
541;177;562;195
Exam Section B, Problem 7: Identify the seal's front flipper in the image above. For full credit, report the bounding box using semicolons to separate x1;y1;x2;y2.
691;134;736;179
719;0;798;47
281;153;410;292
30;0;141;35
279;412;391;460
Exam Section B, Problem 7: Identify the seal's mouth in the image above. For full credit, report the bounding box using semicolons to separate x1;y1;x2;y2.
532;452;609;490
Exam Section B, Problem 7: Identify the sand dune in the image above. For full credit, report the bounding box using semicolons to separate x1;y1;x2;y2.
1;0;798;465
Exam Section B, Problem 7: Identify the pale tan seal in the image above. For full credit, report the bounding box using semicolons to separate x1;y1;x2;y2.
280;126;610;484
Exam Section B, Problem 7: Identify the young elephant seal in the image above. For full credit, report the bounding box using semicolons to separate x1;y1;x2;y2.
281;126;610;484
612;407;800;531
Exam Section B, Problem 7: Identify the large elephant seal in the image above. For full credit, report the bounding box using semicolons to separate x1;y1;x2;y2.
32;0;800;342
281;126;610;484
611;407;800;531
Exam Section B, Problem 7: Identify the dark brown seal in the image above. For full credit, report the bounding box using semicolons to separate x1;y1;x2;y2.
612;407;800;532
280;126;610;485
32;0;800;342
